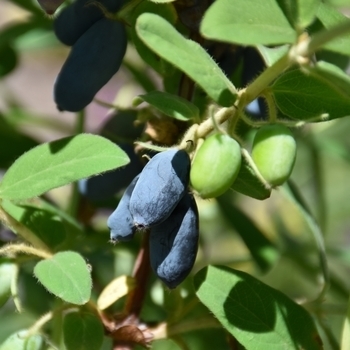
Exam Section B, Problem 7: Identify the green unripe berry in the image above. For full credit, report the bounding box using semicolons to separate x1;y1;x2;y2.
190;134;241;199
252;124;297;187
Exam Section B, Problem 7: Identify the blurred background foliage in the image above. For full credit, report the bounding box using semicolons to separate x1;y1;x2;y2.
1;0;350;349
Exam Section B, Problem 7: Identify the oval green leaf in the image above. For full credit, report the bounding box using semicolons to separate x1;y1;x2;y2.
194;265;322;350
34;251;92;305
0;134;130;200
272;68;350;120
200;0;296;46
134;91;199;121
63;312;104;350
136;13;237;107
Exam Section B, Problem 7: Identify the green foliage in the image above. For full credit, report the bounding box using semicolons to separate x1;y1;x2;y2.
63;312;104;350
272;68;350;120
34;251;92;305
136;13;237;107
1;0;350;349
194;265;322;350
201;0;296;45
0;134;129;200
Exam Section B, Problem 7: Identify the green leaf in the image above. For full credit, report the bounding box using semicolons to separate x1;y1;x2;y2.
272;68;350;120
309;60;350;98
217;194;278;273
316;3;350;56
129;1;177;75
0;330;44;350
134;91;199;121
276;0;320;29
136;13;237;107
63;312;104;350
231;150;271;200
194;265;322;350
34;251;92;305
1;199;67;249
0;134;130;201
0;263;16;308
257;45;290;67
200;0;296;46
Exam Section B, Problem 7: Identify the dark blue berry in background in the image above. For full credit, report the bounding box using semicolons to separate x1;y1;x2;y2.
54;18;127;112
54;0;124;46
129;149;191;227
149;193;199;289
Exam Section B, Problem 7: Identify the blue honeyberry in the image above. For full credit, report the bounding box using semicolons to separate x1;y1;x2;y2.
54;17;127;112
54;0;124;46
129;149;191;227
107;175;139;242
149;193;199;289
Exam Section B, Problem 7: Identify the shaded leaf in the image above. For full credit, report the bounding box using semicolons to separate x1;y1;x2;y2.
1;199;66;249
194;265;322;350
136;13;237;107
34;251;92;305
231;149;271;200
272;69;350;120
0;134;130;200
63;312;104;350
200;0;296;45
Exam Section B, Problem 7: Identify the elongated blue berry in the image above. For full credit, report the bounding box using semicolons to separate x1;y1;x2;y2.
129;149;191;227
107;175;139;242
54;0;124;46
149;193;199;289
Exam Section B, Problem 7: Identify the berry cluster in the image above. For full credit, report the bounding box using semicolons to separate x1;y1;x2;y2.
53;0;126;112
108;149;199;289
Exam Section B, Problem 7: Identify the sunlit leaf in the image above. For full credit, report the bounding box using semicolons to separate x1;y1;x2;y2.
0;134;129;200
34;251;92;305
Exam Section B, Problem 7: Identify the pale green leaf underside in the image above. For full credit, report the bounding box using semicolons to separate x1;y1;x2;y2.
0;134;129;200
136;13;237;107
200;0;296;45
34;251;92;305
194;265;321;350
